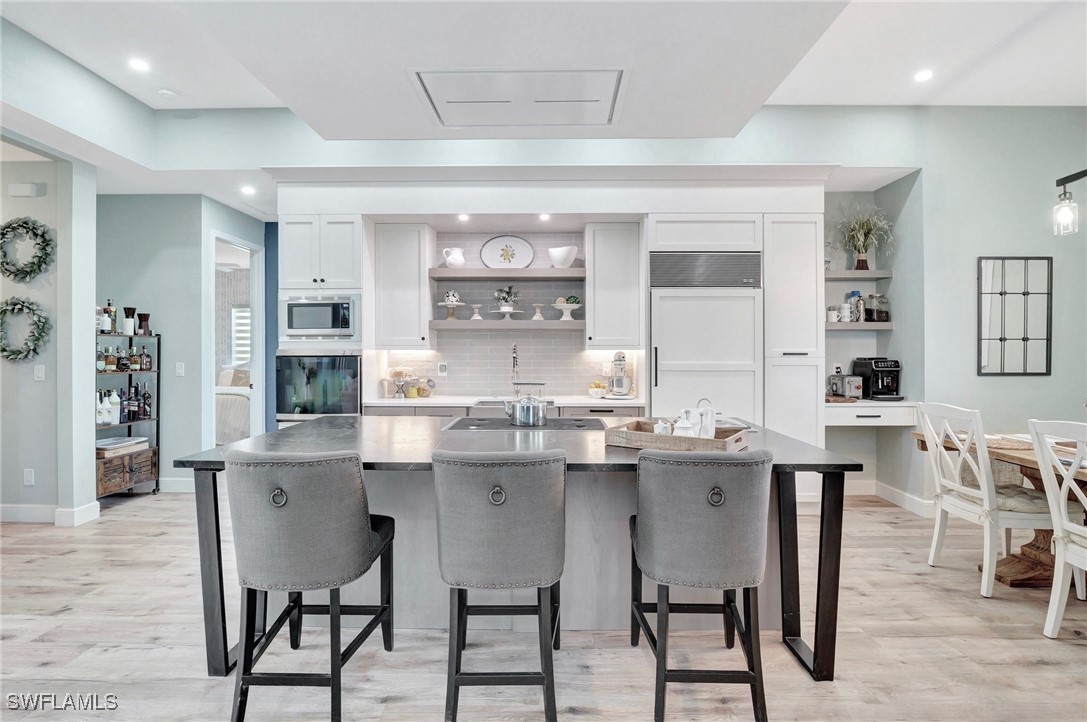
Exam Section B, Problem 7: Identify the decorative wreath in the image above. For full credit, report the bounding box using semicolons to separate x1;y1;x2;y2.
1;216;56;282
0;297;51;361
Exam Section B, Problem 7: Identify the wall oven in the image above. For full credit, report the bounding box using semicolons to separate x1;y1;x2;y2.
275;350;361;421
279;294;360;340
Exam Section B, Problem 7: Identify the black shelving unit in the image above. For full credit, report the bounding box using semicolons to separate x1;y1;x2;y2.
95;334;161;498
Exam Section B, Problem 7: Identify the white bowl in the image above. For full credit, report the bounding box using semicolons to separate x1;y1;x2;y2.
548;246;578;269
588;387;606;399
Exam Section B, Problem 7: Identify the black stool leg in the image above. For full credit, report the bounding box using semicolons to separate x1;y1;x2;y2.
654;584;669;722
231;588;256;722
457;588;468;652
631;542;642;646
550;580;561;651
330;588;342;722
288;592;303;650
537;585;558;722
724;588;736;649
743;587;767;722
381;543;394;652
445;588;462;722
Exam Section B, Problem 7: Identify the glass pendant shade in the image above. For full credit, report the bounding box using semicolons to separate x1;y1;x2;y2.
1053;190;1078;235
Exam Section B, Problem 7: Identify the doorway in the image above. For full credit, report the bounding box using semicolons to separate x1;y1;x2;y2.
213;236;265;445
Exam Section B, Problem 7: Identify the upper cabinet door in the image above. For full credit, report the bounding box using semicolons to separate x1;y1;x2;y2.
318;215;363;289
374;224;432;349
647;214;762;252
585;223;642;348
279;215;321;290
763;214;824;357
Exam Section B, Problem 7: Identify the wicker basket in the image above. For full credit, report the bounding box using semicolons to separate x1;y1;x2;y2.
605;420;749;452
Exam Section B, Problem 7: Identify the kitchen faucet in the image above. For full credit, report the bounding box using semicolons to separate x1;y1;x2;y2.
511;343;519;387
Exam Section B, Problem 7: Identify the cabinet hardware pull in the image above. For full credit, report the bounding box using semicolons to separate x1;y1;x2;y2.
320;278;326;283
856;414;882;418
312;278;318;283
588;409;614;413
421;336;426;341
783;352;809;356
588;336;593;341
654;347;659;387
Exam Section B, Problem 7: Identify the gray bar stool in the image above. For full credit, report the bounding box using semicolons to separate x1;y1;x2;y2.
630;449;774;722
433;449;566;722
223;450;394;722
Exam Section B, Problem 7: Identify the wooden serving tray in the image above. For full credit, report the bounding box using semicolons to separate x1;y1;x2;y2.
605;420;749;452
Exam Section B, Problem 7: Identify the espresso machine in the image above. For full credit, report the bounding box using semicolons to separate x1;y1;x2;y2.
851;357;904;401
606;352;634;398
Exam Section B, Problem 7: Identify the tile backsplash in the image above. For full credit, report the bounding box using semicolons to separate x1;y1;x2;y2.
382;231;636;397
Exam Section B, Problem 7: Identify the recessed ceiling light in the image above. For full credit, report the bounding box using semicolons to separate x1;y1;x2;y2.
457;214;470;221
128;58;150;72
157;88;178;98
240;186;256;196
539;214;551;221
914;69;934;83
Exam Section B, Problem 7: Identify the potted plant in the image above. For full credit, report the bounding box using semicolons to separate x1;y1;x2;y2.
833;206;895;270
493;285;521;312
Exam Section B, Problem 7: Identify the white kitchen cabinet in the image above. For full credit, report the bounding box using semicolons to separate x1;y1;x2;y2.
763;214;824;357
374;223;433;349
825;403;917;427
413;407;468;418
363;407;415;416
650;288;763;421
279;214;363;291
765;356;826;501
585;223;642;348
560;406;645;418
647;214;762;252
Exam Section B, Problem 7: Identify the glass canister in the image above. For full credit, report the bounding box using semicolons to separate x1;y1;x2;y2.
865;293;891;322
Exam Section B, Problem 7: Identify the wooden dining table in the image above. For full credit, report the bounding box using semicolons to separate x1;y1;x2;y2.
912;431;1087;588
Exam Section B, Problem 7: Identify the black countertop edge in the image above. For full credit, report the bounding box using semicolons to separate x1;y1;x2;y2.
176;460;863;473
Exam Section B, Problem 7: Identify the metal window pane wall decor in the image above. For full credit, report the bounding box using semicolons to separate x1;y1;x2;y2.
977;256;1053;376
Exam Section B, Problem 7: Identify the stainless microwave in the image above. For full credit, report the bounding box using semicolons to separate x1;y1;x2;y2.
279;294;360;340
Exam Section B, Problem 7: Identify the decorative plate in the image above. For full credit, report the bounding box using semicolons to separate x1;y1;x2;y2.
481;235;534;269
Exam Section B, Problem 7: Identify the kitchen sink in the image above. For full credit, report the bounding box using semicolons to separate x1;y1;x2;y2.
445;417;606;431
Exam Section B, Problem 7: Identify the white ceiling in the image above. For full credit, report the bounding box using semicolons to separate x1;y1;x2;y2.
769;1;1087;106
0;2;282;109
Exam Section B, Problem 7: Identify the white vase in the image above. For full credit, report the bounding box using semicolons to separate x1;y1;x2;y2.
443;247;466;268
547;246;577;269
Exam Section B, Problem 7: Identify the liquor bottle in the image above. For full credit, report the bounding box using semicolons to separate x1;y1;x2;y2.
140;345;153;371
117;347;130;372
142;385;153;420
134;382;144;419
100;306;112;334
96;344;105;372
128;385;140;420
103;347;117;372
105;300;117;334
119;388;128;424
95;391;105;425
108;389;121;425
129;347;141;370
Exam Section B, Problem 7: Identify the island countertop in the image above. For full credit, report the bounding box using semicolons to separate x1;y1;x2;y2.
174;415;863;473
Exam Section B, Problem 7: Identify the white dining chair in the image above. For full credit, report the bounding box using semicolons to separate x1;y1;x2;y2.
1027;419;1087;639
920;403;1058;598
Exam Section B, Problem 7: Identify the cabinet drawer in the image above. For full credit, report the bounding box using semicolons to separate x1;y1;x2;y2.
647;214;762;252
127;449;158;485
825;405;917;427
364;407;415;416
96;456;129;497
562;406;645;417
414;407;468;417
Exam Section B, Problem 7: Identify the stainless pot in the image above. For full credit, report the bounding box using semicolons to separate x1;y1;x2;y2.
504;394;548;427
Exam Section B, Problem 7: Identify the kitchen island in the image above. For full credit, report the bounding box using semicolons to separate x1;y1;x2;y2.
176;415;861;682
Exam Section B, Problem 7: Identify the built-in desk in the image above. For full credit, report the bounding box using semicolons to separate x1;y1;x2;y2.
825;400;918;427
176;416;861;682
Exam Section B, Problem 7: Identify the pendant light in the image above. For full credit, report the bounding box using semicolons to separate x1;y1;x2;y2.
1054;169;1086;236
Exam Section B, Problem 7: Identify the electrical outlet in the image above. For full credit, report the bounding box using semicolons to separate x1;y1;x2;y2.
33;365;45;381
437;362;448;377
175;362;185;377
23;469;34;486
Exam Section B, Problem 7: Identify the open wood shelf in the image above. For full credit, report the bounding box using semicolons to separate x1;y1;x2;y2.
429;267;585;281
430;320;585;331
825;322;894;331
825;270;893;281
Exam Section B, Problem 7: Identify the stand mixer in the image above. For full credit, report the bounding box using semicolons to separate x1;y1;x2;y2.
606;352;634;398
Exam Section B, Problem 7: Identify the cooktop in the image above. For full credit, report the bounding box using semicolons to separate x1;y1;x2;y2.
444;417;607;432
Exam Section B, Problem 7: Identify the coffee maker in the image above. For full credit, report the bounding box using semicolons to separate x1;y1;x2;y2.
851;357;904;401
607;352;634;398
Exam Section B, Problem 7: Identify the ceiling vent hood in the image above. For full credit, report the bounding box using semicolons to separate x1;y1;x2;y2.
416;69;622;128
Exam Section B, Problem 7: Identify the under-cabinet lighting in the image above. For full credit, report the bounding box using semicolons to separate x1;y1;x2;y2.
128;58;150;72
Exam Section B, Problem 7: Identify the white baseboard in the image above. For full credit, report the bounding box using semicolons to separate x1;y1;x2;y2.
0;503;56;523
54;501;100;527
875;481;936;518
795;479;876;507
158;476;195;493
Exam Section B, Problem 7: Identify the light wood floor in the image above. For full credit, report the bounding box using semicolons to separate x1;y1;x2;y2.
2;493;1084;721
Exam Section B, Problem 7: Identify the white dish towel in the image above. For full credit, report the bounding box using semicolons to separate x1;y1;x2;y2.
679;408;717;439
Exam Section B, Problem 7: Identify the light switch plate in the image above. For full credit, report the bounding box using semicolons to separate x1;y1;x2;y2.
175;362;185;377
33;365;45;381
437;362;448;377
23;469;34;486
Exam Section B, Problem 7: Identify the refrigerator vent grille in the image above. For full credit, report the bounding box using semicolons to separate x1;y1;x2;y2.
650;252;761;287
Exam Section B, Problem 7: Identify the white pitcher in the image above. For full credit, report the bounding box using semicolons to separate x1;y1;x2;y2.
442;247;466;268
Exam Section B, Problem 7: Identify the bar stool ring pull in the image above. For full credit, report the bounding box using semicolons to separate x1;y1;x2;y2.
707;487;725;507
489;485;506;506
269;488;288;507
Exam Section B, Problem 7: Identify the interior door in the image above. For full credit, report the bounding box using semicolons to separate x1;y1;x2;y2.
650;288;763;422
